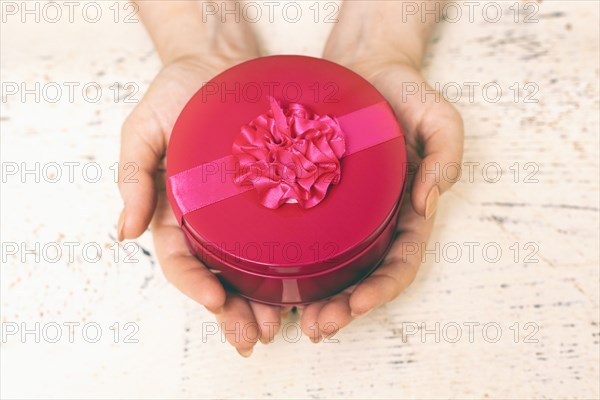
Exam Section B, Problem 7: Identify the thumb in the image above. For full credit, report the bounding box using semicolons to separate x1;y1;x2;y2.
411;102;464;219
117;108;165;241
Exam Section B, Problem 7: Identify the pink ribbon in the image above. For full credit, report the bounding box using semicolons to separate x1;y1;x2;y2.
168;101;402;222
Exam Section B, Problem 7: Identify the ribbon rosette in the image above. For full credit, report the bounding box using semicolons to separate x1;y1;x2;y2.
232;97;346;209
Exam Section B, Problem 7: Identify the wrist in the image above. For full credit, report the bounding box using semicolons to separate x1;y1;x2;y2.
324;1;440;70
136;1;259;65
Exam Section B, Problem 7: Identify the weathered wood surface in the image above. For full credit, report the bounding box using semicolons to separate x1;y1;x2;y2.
1;1;598;398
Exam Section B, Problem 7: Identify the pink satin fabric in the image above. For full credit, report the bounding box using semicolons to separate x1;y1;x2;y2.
169;100;401;219
232;97;346;209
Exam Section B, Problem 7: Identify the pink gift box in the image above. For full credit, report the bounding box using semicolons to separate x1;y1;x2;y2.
167;55;407;305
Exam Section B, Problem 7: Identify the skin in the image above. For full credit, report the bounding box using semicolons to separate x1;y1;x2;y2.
117;1;464;355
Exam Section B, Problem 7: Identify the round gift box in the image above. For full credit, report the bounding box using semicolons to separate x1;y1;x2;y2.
166;55;407;305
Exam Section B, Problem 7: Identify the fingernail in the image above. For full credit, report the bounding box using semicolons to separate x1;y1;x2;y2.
117;209;126;242
237;348;253;358
424;185;440;220
207;306;223;314
310;335;321;343
351;309;372;319
259;336;270;345
322;331;338;340
321;328;339;340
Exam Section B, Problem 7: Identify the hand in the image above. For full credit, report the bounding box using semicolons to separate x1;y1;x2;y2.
299;4;464;341
117;12;281;356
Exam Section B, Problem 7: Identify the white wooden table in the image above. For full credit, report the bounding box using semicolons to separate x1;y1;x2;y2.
1;1;598;398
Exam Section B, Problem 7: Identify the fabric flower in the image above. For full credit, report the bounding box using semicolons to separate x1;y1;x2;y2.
232;97;346;209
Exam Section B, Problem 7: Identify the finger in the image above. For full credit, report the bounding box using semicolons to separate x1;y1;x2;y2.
118;105;166;240
411;95;464;219
151;193;226;313
249;301;281;344
216;295;260;357
349;203;434;317
300;301;327;343
316;292;353;339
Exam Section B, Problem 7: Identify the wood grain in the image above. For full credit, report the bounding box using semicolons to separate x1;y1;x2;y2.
1;1;598;399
